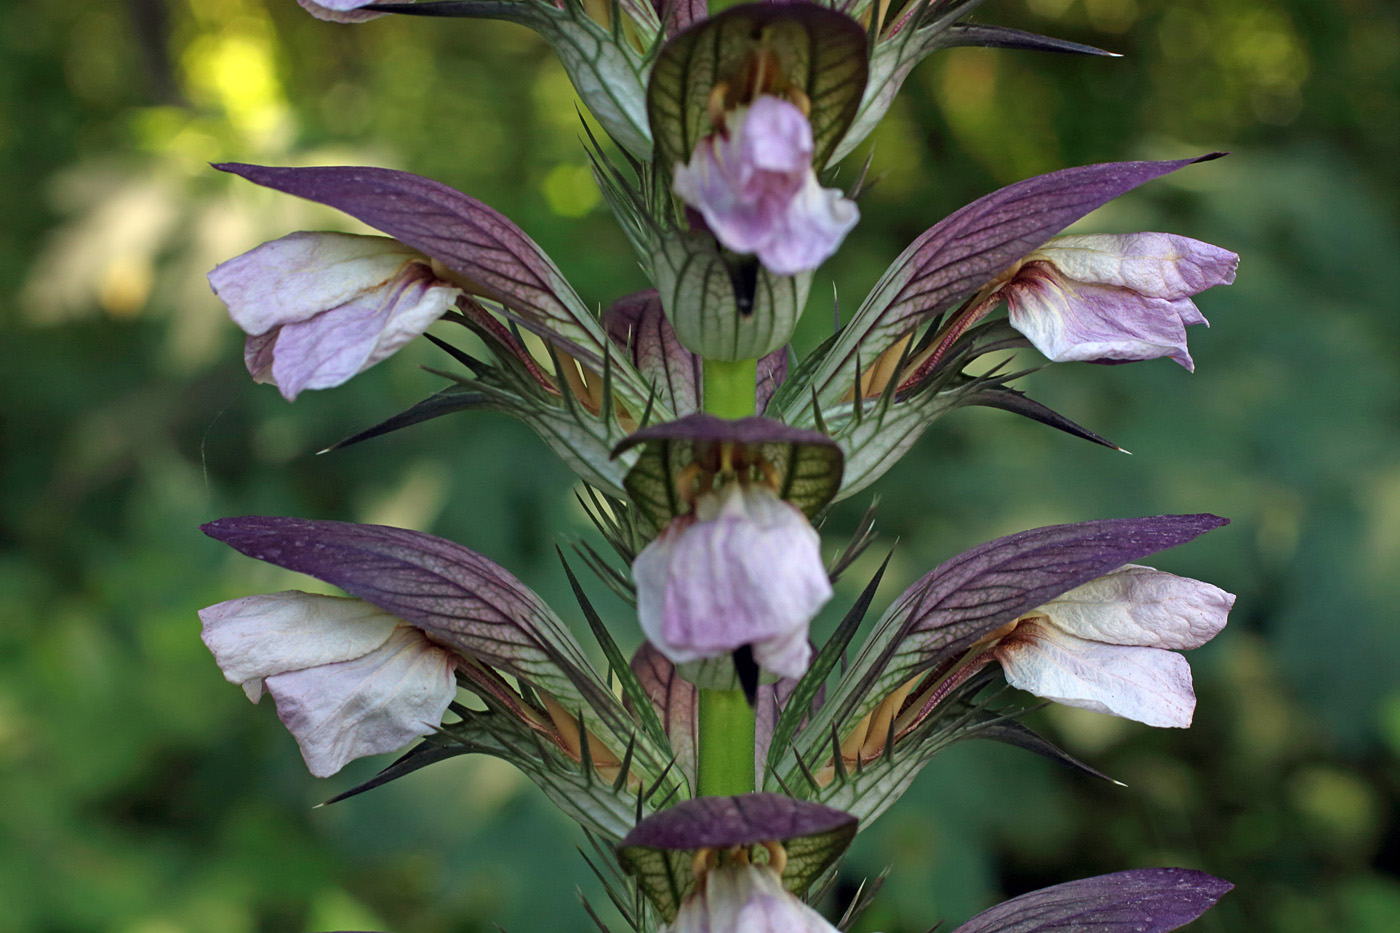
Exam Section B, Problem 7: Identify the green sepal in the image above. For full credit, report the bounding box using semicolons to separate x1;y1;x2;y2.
653;231;814;360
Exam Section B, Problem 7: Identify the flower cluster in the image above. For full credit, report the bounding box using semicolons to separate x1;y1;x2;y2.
200;2;1241;930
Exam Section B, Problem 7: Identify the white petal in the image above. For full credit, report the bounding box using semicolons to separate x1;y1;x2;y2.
996;621;1197;727
1035;233;1239;298
208;231;424;335
1040;564;1234;649
265;263;460;399
265;625;458;777
670;865;839;933
199;591;399;700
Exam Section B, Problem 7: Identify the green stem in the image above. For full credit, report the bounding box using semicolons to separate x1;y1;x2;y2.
696;686;757;796
695;356;759;796
702;358;758;420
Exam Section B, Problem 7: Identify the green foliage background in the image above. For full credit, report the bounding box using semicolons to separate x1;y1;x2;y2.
1;0;1397;930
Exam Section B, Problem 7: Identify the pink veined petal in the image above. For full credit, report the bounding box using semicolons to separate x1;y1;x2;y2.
267;262;460;400
633;486;831;678
740;96;815;176
1039;564;1234;650
1035;233;1239;299
264;625;459;777
672;96;858;274
1005;268;1202;370
198;591;400;702
209;231;424;336
757;172;860;276
995;621;1198;727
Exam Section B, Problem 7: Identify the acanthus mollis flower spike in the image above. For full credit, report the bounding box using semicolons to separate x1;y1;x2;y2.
769;155;1232;500
209;232;463;401
299;1;660;158
951;868;1233;933
616;793;857;926
831;0;1120;164
201;516;677;838
614;414;844;682
645;3;869;359
214;162;669;494
765;514;1229;825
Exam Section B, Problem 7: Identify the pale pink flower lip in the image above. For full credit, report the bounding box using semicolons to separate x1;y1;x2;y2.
632;483;832;680
673;95;859;276
1001;232;1239;371
209;231;462;400
992;564;1234;727
198;591;458;777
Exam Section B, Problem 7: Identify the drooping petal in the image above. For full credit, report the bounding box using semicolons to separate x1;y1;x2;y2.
1002;232;1238;371
994;620;1199;727
951;867;1232;933
1005;268;1205;370
198;591;400;701
633;485;831;679
265;625;459;776
270;262;461;398
209;231;461;399
1038;564;1234;650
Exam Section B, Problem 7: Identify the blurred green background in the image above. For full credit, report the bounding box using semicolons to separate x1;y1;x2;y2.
2;0;1398;930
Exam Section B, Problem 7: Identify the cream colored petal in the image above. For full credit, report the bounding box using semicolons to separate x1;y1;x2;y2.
1040;564;1233;649
996;621;1197;727
265;626;458;777
199;591;399;699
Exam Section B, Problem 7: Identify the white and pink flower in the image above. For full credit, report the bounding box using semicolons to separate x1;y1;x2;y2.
673;96;858;276
992;564;1234;727
998;232;1238;371
209;231;462;400
633;483;831;680
199;590;459;777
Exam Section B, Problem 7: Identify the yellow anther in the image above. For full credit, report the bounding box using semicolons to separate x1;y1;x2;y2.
761;841;788;876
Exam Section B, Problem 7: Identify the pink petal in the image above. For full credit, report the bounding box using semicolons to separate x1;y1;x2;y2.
1005;267;1204;370
265;625;458;777
1040;564;1234;649
672;96;857;275
1036;233;1239;299
266;262;460;399
199;591;399;702
209;232;425;336
633;485;830;679
672;865;839;933
995;621;1198;727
